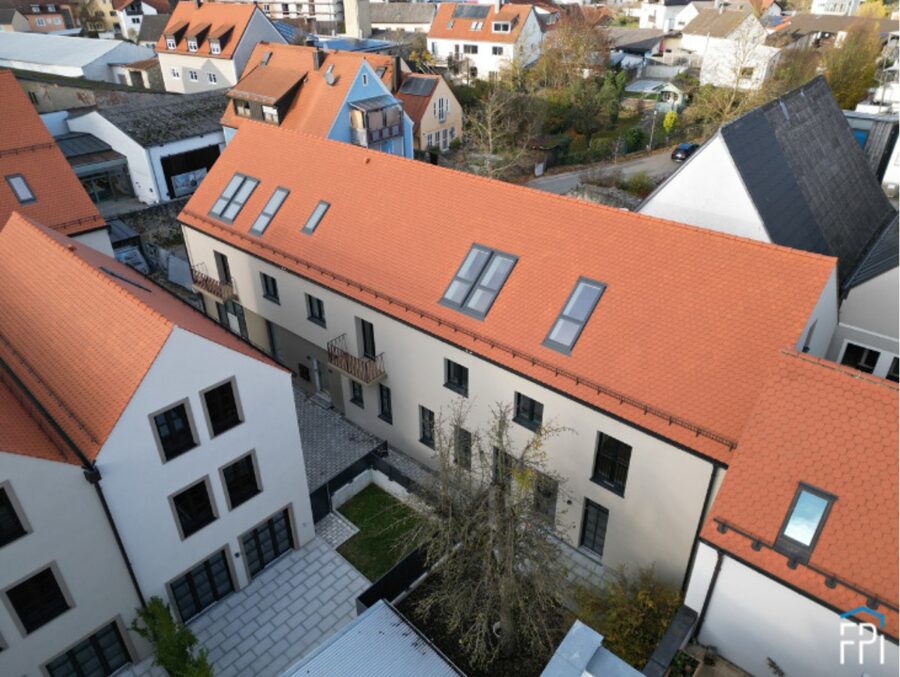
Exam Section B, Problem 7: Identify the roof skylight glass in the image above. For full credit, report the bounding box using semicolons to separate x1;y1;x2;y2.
441;244;517;320
302;200;330;235
209;173;258;223
250;187;289;235
543;278;605;354
782;489;829;546
5;174;35;204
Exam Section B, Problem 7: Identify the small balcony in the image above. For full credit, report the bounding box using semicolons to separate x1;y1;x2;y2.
349;96;404;149
327;333;386;385
191;263;238;301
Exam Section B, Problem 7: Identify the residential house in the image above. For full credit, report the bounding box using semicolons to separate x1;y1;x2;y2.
607;27;665;69
768;14;897;50
55;131;137;212
638;0;691;31
215;0;344;36
0;210;315;675
65;91;226;204
177;120;839;587
640;77;899;377
0;0;79;33
221;42;414;157
843;110;899;184
114;0;170;40
810;0;861;15
157;1;286;94
0;6;28;31
369;2;436;33
137;11;170;47
427;2;543;82
112;56;163;89
672;0;781;32
396;72;461;151
0;32;154;82
685;350;898;676
0;69;113;253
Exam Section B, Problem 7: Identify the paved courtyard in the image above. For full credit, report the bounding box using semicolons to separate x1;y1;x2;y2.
121;537;368;677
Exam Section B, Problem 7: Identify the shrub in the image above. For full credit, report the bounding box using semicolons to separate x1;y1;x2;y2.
621;171;656;197
589;136;613;162
131;597;214;677
567;134;589;163
625;127;646;152
576;565;681;669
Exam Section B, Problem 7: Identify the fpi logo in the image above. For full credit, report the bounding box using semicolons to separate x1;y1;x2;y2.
839;606;885;666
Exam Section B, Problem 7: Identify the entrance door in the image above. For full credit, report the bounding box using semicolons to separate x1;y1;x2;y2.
311;358;331;401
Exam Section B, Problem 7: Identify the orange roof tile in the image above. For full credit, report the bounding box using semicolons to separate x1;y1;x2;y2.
157;1;257;59
703;351;899;637
0;70;104;237
221;43;398;135
0;211;282;462
396;73;439;134
428;3;535;44
0;377;73;464
179;123;838;464
228;64;306;105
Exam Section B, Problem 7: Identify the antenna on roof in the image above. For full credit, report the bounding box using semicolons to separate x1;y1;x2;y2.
324;64;335;86
261;51;272;66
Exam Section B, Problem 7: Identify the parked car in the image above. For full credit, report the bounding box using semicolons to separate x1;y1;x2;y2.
671;143;699;162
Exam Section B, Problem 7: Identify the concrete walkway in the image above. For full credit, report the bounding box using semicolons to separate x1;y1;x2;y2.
527;150;676;195
121;537;368;677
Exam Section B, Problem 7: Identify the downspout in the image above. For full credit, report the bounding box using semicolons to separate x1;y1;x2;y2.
681;463;720;593
693;548;724;641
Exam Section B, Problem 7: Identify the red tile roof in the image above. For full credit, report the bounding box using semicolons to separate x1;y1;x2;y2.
703;350;899;637
0;211;282;463
179;123;837;463
395;73;439;134
0;377;72;464
0;70;105;237
428;3;535;43
157;1;257;59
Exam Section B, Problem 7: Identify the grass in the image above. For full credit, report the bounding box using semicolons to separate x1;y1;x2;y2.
336;484;422;581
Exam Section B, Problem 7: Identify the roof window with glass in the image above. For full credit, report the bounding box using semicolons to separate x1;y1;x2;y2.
441;244;517;320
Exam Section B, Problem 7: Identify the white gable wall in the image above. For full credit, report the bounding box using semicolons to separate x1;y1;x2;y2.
231;9;286;80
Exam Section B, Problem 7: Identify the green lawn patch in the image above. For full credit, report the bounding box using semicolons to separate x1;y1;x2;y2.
337;484;421;581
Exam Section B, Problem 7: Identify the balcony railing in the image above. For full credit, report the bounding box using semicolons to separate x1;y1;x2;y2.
350;123;403;148
327;333;386;385
190;263;237;301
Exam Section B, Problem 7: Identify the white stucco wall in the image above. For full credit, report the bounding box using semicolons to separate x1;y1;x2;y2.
96;327;314;609
798;267;839;359
231;9;285;81
72;227;115;256
699;38;780;91
0;453;145;677
687;543;899;677
639;2;681;30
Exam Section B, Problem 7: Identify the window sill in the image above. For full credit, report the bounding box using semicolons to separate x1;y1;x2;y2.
263;294;280;305
162;442;198;463
378;413;393;425
307;316;326;328
350;398;364;409
228;490;260;511
181;519;217;540
444;382;468;397
577;545;604;565
590;477;626;498
210;419;243;438
420;437;435;449
513;415;541;432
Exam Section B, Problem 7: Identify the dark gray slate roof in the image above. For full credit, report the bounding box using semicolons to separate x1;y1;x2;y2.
845;213;899;290
720;76;898;284
93;91;226;146
369;2;436;24
137;13;169;44
0;7;19;22
843;110;899;182
55;132;111;158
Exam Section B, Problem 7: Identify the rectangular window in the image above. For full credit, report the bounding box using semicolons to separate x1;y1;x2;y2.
378;384;392;423
444;359;468;396
840;342;880;374
306;294;326;327
591;432;632;496
166;37;176;49
0;488;27;548
301;199;330;234
222;454;260;509
203;381;242;437
297;364;311;381
250;187;289;235
5;174;35;204
775;484;834;563
187;38;198;51
441;244;517;319
262;105;279;123
463;44;478;54
209;173;259;223
544;278;606;354
242;509;294;578
7;568;70;634
492;446;514;486
350;381;364;407
360;320;376;359
513;392;543;431
153;403;197;461
188;70;198;81
580;500;609;558
492;21;510;32
234;99;251;117
172;480;216;538
454;426;472;470
210;41;221;55
260;272;279;303
170;550;234;621
534;474;558;521
887;357;899;383
213;250;231;283
492;46;503;55
171;67;180;79
46;621;131;677
419;406;435;448
208;72;217;84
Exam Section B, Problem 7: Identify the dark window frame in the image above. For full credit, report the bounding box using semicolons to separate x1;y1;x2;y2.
6;567;70;635
360;319;377;359
5;173;36;205
774;483;836;564
887;356;899;383
444;359;469;397
151;401;198;462
513;392;543;431
250;186;289;235
221;453;261;510
580;499;609;558
168;550;234;622
301;200;330;234
439;243;518;320
378;384;393;424
840;342;880;375
306;294;326;327
454;426;472;470
241;508;294;579
591;432;632;497
208;173;259;224
419;406;435;448
45;621;131;677
0;486;28;548
543;277;606;355
171;479;217;539
202;379;243;438
350;381;364;407
260;272;280;304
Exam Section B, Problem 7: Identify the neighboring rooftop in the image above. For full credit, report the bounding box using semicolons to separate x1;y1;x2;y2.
845;213;899;290
773;13;896;42
428;3;534;43
0;31;147;70
542;621;641;677
180;122;838;464
396;73;440;134
607;27;664;52
157;0;260;59
369;2;437;25
113;0;169;11
682;8;751;37
137;12;171;44
702;350;899;638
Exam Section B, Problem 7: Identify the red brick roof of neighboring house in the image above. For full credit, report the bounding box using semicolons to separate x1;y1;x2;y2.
112;0;170;12
395;73;439;136
0;211;282;463
156;1;257;59
126;57;160;70
702;350;899;638
221;43;398;135
428;3;535;44
179;122;838;464
0;70;105;237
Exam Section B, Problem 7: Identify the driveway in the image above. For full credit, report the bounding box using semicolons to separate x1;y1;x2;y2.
120;537;369;677
527;150;677;195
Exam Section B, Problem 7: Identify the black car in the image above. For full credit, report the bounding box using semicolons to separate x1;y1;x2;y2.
671;143;699;162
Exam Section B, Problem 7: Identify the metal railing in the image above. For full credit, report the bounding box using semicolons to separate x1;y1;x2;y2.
327;333;386;385
190;263;237;301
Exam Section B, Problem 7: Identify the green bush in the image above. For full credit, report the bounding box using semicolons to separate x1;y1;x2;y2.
622;171;656;197
625;127;646;152
131;597;214;677
542;90;573;134
566;134;589;163
450;80;491;110
589;136;613;162
576;565;681;669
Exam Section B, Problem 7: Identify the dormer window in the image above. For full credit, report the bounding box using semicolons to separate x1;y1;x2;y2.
47;3;55;11
30;4;39;12
166;36;176;49
470;21;482;30
775;484;835;564
187;37;198;52
262;105;279;124
234;99;251;117
492;21;511;32
447;20;454;28
210;40;221;55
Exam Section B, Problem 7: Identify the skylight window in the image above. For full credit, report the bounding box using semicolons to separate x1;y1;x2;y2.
775;484;835;564
302;200;330;235
5;174;35;204
250;187;289;235
543;278;605;354
441;244;517;320
209;173;258;223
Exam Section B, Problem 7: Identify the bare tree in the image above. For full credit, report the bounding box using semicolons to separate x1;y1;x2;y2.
823;20;882;108
530;14;610;91
404;402;570;671
464;84;541;178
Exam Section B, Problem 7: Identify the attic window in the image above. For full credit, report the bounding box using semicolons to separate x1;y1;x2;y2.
166;37;176;49
5;174;35;204
447;20;454;28
492;21;511;32
187;37;199;52
250;187;289;235
210;39;221;55
471;21;483;30
209;173;259;223
441;244;517;320
774;484;835;564
543;278;605;354
302;200;330;235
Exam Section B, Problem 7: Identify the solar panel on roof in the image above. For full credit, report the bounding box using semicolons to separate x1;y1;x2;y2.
55;133;111;159
398;76;435;96
453;4;490;19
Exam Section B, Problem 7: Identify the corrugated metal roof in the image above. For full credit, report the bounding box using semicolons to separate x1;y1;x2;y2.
55;132;111;159
349;94;400;112
282;600;462;677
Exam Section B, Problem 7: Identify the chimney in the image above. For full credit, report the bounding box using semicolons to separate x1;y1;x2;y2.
391;54;401;92
494;0;502;12
312;47;325;70
344;0;372;39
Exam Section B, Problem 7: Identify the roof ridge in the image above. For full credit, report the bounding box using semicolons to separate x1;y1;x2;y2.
779;347;900;392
